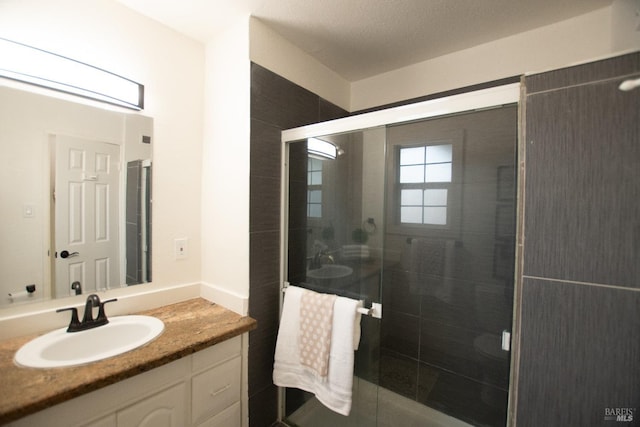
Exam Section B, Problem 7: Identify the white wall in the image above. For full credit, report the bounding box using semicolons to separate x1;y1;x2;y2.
611;0;640;51
246;4;637;113
350;7;616;110
249;17;351;111
200;16;352;312
198;17;351;313
0;0;205;297
200;17;252;311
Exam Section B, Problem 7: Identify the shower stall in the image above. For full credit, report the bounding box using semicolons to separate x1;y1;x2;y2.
280;84;520;427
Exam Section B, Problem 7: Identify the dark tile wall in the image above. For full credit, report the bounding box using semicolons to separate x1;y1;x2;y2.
125;160;143;284
517;278;640;426
517;52;640;426
248;52;640;427
249;63;348;427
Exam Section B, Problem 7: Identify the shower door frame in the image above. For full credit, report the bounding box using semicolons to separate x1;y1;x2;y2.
279;82;522;425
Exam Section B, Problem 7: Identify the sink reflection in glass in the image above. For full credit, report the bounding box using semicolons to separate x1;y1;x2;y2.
307;264;353;280
14;315;164;368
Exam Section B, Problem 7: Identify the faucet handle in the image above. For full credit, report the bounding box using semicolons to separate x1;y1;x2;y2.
95;298;118;325
56;307;82;332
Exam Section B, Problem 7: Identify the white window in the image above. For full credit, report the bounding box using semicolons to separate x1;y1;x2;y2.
399;144;453;225
307;157;323;218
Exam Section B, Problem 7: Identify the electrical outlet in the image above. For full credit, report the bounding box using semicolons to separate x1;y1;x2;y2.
174;238;188;259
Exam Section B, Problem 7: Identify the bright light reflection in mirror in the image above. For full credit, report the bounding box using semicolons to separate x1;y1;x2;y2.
0;38;143;110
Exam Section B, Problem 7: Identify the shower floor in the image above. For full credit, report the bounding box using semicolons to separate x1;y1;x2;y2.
286;378;473;427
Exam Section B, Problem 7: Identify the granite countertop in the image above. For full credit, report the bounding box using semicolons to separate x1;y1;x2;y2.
0;298;257;424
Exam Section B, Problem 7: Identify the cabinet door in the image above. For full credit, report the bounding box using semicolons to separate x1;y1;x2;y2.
117;383;186;427
80;414;117;427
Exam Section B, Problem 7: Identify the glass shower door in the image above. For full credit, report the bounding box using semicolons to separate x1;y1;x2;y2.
283;103;517;427
379;106;517;426
284;127;386;426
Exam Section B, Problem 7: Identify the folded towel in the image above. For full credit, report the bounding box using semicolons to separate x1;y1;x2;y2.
342;244;370;260
273;286;363;415
299;290;336;377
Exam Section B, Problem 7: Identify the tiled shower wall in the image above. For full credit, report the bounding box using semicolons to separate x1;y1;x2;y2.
248;51;639;427
516;52;640;426
248;63;348;427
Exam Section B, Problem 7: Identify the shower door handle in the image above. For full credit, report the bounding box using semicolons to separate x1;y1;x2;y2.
501;330;511;351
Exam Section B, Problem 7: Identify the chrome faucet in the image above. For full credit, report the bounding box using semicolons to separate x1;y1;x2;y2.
56;294;118;332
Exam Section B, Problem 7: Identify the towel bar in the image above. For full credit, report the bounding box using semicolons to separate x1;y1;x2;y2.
281;283;382;319
358;302;382;319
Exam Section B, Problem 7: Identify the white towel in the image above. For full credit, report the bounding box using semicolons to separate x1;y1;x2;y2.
342;244;370;260
273;286;363;416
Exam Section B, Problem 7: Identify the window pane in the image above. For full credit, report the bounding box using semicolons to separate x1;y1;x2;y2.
308;171;322;185
308;190;322;203
401;189;423;205
401;206;423;223
400;147;425;165
400;165;424;183
424;189;447;206
426;144;452;163
309;157;322;171
425;163;451;182
424;207;447;225
308;204;321;218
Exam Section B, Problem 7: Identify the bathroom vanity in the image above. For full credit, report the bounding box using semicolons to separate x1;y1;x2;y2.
0;299;256;426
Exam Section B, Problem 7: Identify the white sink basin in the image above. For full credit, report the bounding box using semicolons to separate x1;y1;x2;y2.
307;264;353;280
15;315;164;368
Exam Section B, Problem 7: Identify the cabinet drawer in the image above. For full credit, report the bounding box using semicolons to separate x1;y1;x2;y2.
196;402;240;427
192;335;241;372
191;356;241;424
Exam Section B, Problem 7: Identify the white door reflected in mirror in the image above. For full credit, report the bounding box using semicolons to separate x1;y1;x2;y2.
53;135;120;297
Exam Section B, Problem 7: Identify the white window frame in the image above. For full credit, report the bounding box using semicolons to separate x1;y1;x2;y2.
307;157;323;218
386;130;464;237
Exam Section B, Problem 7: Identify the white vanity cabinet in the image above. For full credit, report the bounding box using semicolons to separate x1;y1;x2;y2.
8;335;244;427
191;339;242;426
116;383;187;427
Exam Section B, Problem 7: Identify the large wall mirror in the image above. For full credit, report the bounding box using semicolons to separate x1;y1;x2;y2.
0;84;153;308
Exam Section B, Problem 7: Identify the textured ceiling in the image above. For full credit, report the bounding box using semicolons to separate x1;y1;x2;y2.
116;0;613;81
